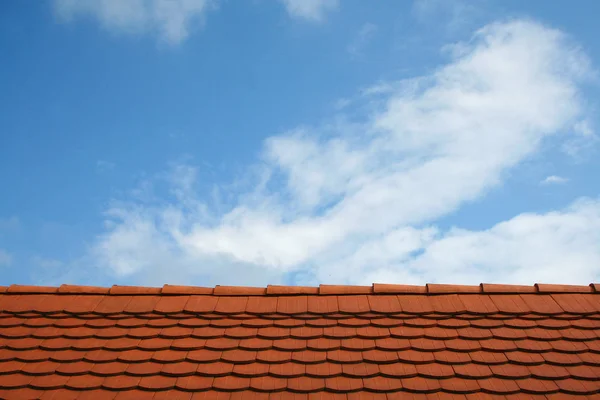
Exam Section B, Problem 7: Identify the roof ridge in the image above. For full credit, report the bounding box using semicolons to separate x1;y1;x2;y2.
0;283;597;296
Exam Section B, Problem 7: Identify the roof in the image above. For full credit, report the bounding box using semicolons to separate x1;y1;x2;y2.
0;282;599;399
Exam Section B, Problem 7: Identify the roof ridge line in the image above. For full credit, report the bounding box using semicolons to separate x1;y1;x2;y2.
0;283;597;295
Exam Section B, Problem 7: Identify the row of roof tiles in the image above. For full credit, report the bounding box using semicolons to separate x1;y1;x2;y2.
2;359;600;379
1;373;600;395
2;294;599;315
2;390;600;400
0;344;598;363
1;284;599;296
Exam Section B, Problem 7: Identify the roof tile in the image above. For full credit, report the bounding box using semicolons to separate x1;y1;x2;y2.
427;284;480;293
1;282;598;398
139;375;176;390
214;286;266;296
267;285;319;295
477;378;520;394
269;362;305;378
183;295;219;313
161;285;213;295
326;376;363;392
373;284;426;294
64;374;104;390
91;362;128;376
109;285;161;295
246;297;278;314
94;296;133;315
58;285;110;294
363;375;403;392
338;295;370;314
517;378;559;394
287;376;326;393
8;285;58;294
535;284;593;293
397;295;434;314
480;284;536;293
319;285;371;295
277;296;308;315
439;377;479;394
550;294;598;314
250;375;287;391
175;375;214;391
308;296;339;314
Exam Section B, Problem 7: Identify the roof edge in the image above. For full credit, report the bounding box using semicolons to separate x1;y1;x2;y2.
1;283;597;296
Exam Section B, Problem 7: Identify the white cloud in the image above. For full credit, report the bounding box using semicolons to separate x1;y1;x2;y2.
541;175;569;185
563;119;598;158
90;20;598;286
280;0;338;22
0;249;12;267
412;0;482;32
96;160;116;172
53;0;215;45
362;198;600;285
347;23;378;57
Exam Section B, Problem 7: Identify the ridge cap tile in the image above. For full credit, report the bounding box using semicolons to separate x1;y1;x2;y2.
372;284;426;294
426;284;481;293
109;285;161;295
266;285;319;296
534;283;594;293
7;285;58;294
58;285;110;294
266;285;319;295
214;286;266;296
2;282;598;298
319;285;372;295
161;284;213;295
480;283;537;293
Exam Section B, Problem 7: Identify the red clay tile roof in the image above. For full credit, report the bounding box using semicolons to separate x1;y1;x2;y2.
0;283;599;399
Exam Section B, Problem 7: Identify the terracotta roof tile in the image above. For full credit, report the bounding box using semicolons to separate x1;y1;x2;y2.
535;284;594;293
109;285;161;295
0;282;598;399
373;284;426;294
267;285;319;295
480;284;536;293
214;286;266;296
184;295;219;313
427;284;480;294
320;285;371;295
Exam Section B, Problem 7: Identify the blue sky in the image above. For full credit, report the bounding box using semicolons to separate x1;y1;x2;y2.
1;0;599;288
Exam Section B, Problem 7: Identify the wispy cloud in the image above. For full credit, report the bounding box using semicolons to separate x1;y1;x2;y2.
279;0;338;22
96;160;116;173
87;20;597;286
412;0;483;33
0;249;12;267
53;0;216;45
541;175;569;185
563;119;598;159
347;23;378;58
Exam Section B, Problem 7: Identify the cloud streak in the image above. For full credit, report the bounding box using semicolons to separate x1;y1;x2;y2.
89;19;598;286
541;175;569;185
279;0;338;22
54;0;215;45
347;23;378;57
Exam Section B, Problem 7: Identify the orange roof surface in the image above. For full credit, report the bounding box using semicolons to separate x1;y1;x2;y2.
0;283;599;399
